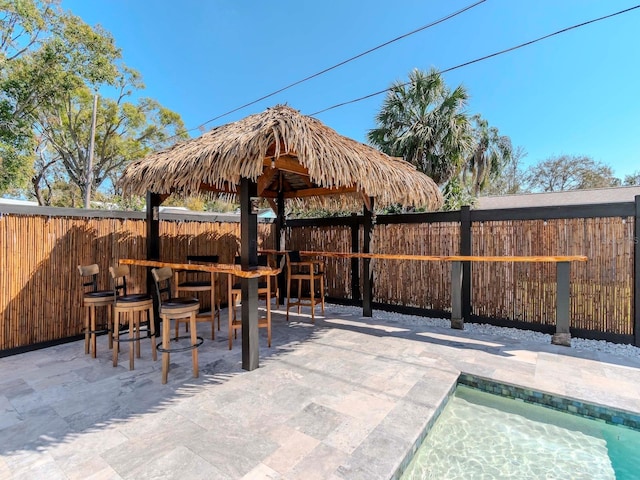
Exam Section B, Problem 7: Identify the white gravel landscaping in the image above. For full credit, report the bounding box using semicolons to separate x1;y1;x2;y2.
328;303;640;360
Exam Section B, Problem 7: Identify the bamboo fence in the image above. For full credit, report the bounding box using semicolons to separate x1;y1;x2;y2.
0;213;273;351
286;217;634;337
471;217;634;335
371;222;460;311
0;209;635;351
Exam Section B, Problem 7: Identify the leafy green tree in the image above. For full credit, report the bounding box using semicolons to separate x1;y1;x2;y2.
523;155;620;192
1;0;57;63
462;114;513;196
34;68;187;204
441;176;476;211
29;135;60;205
623;170;640;186
438;116;515;209
480;145;527;195
0;0;120;194
368;68;472;185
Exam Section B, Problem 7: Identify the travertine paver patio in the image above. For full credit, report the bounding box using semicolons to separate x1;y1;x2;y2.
1;304;639;479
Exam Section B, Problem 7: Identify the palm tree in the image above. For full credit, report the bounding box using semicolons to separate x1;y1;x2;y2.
463;114;513;196
368;68;472;185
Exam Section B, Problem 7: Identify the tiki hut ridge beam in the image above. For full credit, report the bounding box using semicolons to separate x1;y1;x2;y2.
119;105;443;371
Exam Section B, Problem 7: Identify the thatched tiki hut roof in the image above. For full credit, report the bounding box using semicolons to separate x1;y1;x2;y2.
120;105;443;210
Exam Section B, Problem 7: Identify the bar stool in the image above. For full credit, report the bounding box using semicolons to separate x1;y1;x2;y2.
228;256;284;350
230;255;279;320
151;267;203;384
78;264;115;358
175;255;220;339
109;265;156;370
286;251;325;323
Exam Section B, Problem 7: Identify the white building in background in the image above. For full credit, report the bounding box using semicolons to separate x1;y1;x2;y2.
0;197;38;206
475;185;640;209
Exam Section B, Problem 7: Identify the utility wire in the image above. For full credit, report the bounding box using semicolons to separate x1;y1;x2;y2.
310;4;640;116
180;0;486;136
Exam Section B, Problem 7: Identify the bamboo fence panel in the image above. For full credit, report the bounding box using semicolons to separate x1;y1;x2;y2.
287;217;633;337
372;222;460;311
0;214;138;350
0;213;273;351
286;225;352;298
471;217;634;335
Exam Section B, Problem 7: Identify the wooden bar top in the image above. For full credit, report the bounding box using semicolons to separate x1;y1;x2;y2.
119;258;281;278
260;250;587;263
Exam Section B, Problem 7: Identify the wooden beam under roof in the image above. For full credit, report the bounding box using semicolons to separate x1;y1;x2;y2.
198;182;237;194
263;155;310;177
258;168;278;196
280;175;294;193
265;141;289;158
283;185;359;199
266;198;278;214
299;174;314;188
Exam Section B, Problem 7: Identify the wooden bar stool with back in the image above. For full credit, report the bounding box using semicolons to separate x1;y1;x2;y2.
109;265;156;370
174;255;221;339
229;255;279;315
151;267;203;384
286;251;325;322
78;264;115;358
228;255;282;350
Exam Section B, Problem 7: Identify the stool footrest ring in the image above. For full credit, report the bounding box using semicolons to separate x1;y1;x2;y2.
112;325;152;342
156;335;204;353
84;328;109;335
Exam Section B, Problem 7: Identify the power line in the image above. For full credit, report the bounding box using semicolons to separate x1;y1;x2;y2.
179;0;487;137
310;4;640;116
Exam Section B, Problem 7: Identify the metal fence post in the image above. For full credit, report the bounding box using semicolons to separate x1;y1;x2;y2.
460;206;472;323
552;261;571;346
635;195;640;347
363;198;375;317
451;261;464;329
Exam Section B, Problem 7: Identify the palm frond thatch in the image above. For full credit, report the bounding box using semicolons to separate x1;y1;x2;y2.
120;105;443;210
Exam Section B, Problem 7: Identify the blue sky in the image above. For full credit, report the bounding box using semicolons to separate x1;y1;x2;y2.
62;0;640;179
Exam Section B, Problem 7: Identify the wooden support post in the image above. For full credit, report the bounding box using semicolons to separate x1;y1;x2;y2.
552;261;571;346
451;261;464;329
460;206;472;323
146;191;162;337
363;198;374;317
351;213;361;302
634;195;640;347
146;191;161;260
240;178;259;370
276;190;286;305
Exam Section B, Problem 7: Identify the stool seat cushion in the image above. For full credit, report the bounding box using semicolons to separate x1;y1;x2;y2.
85;290;115;298
162;297;199;308
118;293;152;303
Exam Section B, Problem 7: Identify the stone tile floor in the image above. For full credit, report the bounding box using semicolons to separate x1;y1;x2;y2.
1;304;639;479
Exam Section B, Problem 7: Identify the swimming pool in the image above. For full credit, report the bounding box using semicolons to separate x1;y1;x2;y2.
400;384;640;479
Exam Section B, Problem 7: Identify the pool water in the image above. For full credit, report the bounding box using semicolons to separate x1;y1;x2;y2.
401;386;640;479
